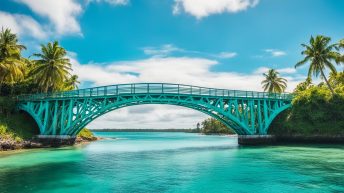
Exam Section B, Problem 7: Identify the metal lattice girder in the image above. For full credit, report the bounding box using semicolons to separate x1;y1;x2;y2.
17;83;292;136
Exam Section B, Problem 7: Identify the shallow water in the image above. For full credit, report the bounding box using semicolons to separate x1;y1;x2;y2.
0;132;344;193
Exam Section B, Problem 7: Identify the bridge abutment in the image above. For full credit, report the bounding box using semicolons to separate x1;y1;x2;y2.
238;135;276;145
34;135;76;147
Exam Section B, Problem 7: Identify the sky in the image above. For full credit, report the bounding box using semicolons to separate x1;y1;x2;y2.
0;0;343;129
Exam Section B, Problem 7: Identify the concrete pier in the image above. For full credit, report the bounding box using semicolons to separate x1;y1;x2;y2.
238;135;276;145
34;135;76;147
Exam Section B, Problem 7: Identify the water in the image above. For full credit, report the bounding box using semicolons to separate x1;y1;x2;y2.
0;132;344;193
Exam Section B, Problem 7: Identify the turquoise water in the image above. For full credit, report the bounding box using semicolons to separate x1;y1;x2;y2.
0;132;344;193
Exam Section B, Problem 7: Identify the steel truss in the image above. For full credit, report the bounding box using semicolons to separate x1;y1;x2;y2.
17;83;292;136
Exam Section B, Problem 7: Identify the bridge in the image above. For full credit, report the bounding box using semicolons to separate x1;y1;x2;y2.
16;83;292;137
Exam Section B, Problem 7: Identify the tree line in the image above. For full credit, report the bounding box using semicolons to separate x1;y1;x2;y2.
196;118;235;134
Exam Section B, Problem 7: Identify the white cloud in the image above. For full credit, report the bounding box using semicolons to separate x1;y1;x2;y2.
265;49;287;57
16;0;83;35
89;105;207;129
90;0;130;6
69;55;302;129
173;0;259;19
142;44;182;57
0;11;47;39
142;44;237;60
70;56;302;92
216;51;237;59
255;67;297;75
278;67;297;74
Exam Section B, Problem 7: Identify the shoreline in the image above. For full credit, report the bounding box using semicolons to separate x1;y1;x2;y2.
2;133;344;151
0;136;101;151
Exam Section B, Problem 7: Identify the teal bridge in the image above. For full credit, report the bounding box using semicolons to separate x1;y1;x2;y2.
17;83;292;136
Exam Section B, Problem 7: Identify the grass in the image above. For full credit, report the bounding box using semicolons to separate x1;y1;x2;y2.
0;112;96;143
0;112;39;141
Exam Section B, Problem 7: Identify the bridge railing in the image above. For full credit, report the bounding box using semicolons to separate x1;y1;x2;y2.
17;83;293;101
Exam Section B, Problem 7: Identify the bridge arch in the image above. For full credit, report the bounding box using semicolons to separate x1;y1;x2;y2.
68;101;248;136
17;83;292;136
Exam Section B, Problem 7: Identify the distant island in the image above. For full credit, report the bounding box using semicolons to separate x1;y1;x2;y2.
91;128;199;133
91;118;235;135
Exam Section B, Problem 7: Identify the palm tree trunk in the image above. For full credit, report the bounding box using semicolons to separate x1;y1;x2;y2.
320;69;335;95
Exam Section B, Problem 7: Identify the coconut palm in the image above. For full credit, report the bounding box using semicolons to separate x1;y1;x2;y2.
64;75;80;91
339;39;344;63
30;41;72;92
261;69;287;93
295;35;340;95
0;28;27;93
0;28;26;60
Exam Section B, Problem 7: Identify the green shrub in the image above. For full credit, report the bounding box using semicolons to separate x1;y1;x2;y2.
77;128;96;140
0;112;39;141
269;76;344;136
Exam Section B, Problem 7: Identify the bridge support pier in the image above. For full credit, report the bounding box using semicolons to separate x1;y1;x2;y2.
238;135;276;145
34;135;76;147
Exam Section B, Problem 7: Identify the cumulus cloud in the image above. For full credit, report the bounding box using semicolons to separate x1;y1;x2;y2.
173;0;259;19
0;11;47;39
70;56;301;92
68;55;302;129
16;0;83;35
89;105;207;129
265;49;287;57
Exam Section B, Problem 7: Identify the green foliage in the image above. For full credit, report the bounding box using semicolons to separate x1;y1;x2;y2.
0;112;39;141
30;41;72;92
0;27;89;142
261;69;287;93
0;28;80;96
0;96;16;116
270;74;344;136
272;36;344;136
77;128;96;140
63;75;80;91
295;35;340;95
0;28;27;88
294;77;313;93
200;118;235;134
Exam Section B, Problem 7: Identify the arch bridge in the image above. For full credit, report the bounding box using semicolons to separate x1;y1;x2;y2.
16;83;292;137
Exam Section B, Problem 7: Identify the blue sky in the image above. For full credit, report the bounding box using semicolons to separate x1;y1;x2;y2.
0;0;343;129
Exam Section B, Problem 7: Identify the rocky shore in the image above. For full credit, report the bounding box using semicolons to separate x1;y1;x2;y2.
0;136;99;151
0;139;42;150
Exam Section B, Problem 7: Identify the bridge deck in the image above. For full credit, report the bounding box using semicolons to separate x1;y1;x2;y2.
17;83;292;101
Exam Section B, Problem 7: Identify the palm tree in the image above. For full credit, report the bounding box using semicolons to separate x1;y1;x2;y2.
64;75;80;91
30;41;72;92
295;35;340;95
261;69;287;93
339;39;344;63
0;28;27;94
0;28;26;60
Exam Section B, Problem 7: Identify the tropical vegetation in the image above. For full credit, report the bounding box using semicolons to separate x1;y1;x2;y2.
270;36;344;136
0;27;89;143
197;118;235;135
295;35;340;95
261;69;287;93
